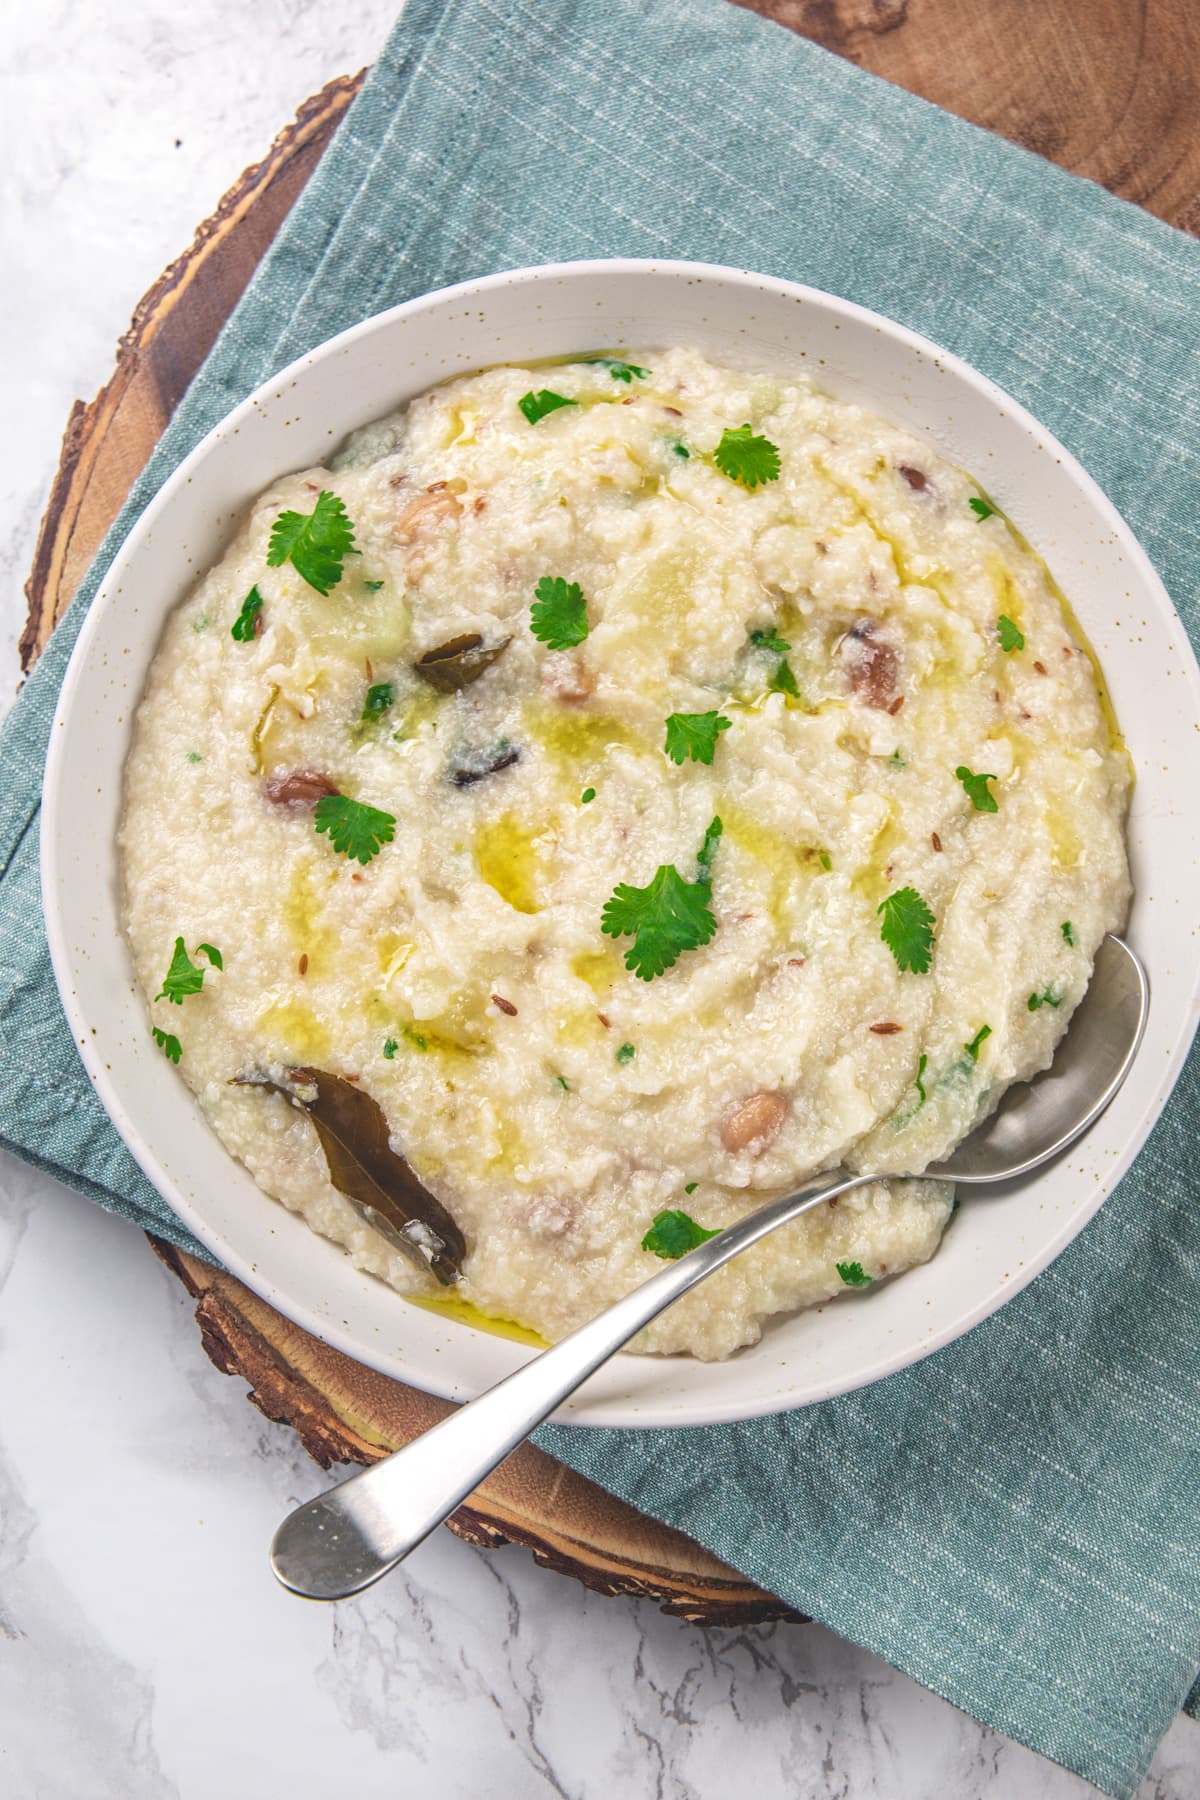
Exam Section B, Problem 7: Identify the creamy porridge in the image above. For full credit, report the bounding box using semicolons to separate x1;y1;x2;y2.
119;349;1131;1359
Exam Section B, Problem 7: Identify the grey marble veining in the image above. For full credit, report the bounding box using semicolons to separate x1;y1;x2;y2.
2;5;1199;1796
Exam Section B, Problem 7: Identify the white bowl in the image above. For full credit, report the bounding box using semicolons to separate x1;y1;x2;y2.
42;259;1200;1428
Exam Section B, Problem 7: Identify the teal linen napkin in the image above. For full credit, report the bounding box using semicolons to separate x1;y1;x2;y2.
3;2;1199;1790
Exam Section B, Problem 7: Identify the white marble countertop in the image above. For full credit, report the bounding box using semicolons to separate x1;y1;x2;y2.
2;5;1197;1795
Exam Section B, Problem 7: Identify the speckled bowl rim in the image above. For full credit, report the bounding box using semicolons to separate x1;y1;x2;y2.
41;259;1200;1428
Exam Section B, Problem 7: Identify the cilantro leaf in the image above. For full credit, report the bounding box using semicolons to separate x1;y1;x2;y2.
196;943;223;971
836;1260;873;1287
602;823;721;981
314;794;396;865
555;1074;571;1091
713;424;781;489
616;1042;636;1065
583;356;650;383
749;627;791;656
997;614;1025;653
363;579;385;592
1028;988;1063;1011
383;1037;399;1059
664;711;731;766
530;576;588;650
672;442;690;459
696;814;723;886
642;1209;721;1259
1061;921;1077;947
519;389;577;425
915;1053;927;1106
878;887;935;974
267;490;356;596
956;765;999;813
362;682;394;721
151;1026;182;1064
581;787;596;804
230;586;264;641
684;1181;698;1194
969;497;997;521
964;1023;992;1061
156;937;208;1005
769;657;800;699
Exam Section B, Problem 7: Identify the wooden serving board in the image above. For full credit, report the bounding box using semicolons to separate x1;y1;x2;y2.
25;3;1197;1620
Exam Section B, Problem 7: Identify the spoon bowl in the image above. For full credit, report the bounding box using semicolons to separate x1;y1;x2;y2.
270;935;1149;1602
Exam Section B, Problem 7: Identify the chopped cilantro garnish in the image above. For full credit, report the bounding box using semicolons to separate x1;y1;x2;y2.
155;937;221;1005
602;819;721;981
878;887;935;975
769;658;800;699
696;815;723;886
1062;921;1077;947
664;711;731;766
313;794;396;865
616;1042;636;1065
642;1209;721;1259
997;614;1025;653
555;1074;571;1091
363;579;385;592
672;442;690;459
186;752;202;764
713;424;781;489
267;490;356;596
889;749;906;769
1028;988;1063;1011
969;497;997;521
581;787;596;804
956;766;999;813
684;1181;698;1194
583;356;649;383
231;586;264;641
964;1024;992;1061
519;389;577;425
362;682;394;721
836;1260;873;1288
530;576;588;649
915;1053;928;1106
749;628;791;656
151;1026;182;1064
383;1037;399;1059
819;852;833;871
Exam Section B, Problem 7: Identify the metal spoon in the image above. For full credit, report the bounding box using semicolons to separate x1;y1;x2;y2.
271;933;1148;1601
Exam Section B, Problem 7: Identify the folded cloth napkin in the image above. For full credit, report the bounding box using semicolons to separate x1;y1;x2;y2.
3;1;1199;1789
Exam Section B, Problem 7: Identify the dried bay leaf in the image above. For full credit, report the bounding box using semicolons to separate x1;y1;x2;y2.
234;1067;465;1284
414;633;510;692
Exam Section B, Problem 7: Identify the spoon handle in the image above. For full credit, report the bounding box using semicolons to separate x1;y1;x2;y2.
271;1166;868;1600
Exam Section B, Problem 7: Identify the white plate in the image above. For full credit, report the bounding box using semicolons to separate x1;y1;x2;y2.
41;260;1200;1428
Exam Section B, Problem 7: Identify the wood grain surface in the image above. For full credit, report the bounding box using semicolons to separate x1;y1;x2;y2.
25;0;1194;1619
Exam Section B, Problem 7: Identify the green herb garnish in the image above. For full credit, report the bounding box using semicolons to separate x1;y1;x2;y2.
530;576;588;649
964;1024;992;1061
583;356;650;383
601;818;721;981
314;794;396;865
684;1181;698;1194
672;442;690;459
664;711;731;766
267;490;356;596
769;658;800;699
151;1026;182;1064
713;424;781;489
1062;921;1077;946
878;887;935;975
915;1053;927;1106
956;766;999;813
362;682;394;721
556;1074;571;1091
581;787;596;804
969;497;997;521
383;1037;399;1059
616;1042;636;1065
155;937;221;1005
836;1260;873;1288
363;579;385;591
749;628;791;656
404;1025;429;1052
1028;989;1063;1011
186;752;202;764
819;853;833;871
518;389;577;425
997;615;1025;653
642;1209;721;1259
230;585;264;641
